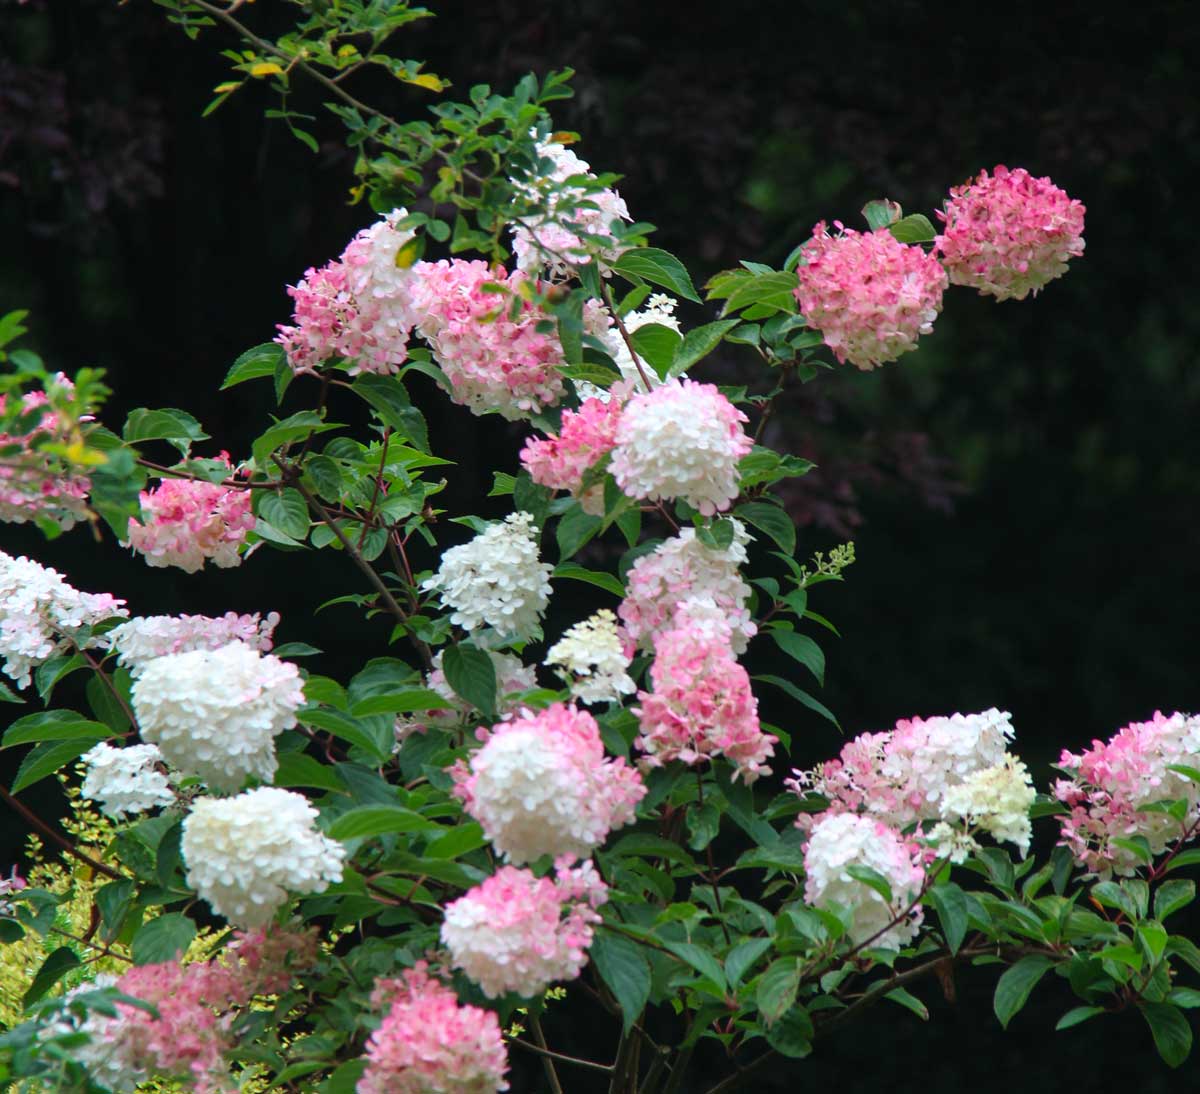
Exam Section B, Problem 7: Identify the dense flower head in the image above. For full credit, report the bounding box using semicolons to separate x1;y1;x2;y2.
510;136;630;277
936;165;1086;301
132;640;304;791
1054;711;1200;876
341;207;420;324
803;812;926;949
452;703;644;863
181;787;345;927
0;380;91;531
80;742;174;820
422;512;552;639
941;755;1036;857
544;609;636;704
410;259;565;419
109;610;280;673
610;379;752;515
0;550;127;689
619;524;755;654
126;466;255;574
635;609;775;783
442;858;608;997
357;962;509;1094
788;708;1015;832
793;221;948;370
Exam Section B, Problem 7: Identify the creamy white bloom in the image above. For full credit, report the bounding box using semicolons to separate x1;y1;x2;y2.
576;295;686;402
40;975;146;1093
181;787;344;927
941;754;1036;856
342;206;420;344
422;512;552;639
108;611;280;673
131;641;304;791
545;610;635;705
80;742;174;820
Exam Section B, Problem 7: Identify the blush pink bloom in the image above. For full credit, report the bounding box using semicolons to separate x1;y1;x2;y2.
126;464;255;574
936;165;1086;301
357;961;509;1094
793;221;948;370
410;259;565;420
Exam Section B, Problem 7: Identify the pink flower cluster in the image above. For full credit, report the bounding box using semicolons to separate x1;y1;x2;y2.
126;466;255;574
0;382;91;530
357;962;509;1094
520;383;630;514
452;703;645;863
634;609;775;783
793;221;948;370
109;610;280;671
936;165;1086;301
410;259;565;420
1054;711;1200;876
441;858;607;997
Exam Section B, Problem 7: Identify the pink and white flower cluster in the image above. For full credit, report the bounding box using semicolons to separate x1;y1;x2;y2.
1054;710;1200;876
108;610;280;673
277;208;418;376
441;858;607;997
410;258;565;419
126;465;255;574
793;221;948;370
936;165;1086;301
452;703;644;864
358;962;509;1094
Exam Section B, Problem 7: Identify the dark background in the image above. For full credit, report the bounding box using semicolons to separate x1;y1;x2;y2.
3;0;1199;1089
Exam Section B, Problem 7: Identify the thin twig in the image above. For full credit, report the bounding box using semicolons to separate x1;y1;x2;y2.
0;784;125;881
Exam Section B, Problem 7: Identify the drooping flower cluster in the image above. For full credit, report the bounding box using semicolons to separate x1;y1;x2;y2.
803;812;926;949
80;742;174;820
1054;711;1200;876
544;609;636;705
0;381;91;531
619;524;755;653
276;208;418;376
441;858;607;998
108;610;280;673
357;962;509;1094
793;221;948;370
131;641;304;790
610;379;752;516
410;259;565;419
422;512;552;640
936;166;1086;301
452;703;644;864
510;135;630;277
940;755;1037;857
126;467;255;574
0;550;127;689
181;787;345;926
635;607;775;783
520;383;630;514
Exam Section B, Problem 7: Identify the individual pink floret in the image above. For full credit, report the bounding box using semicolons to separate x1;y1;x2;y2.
936;165;1086;301
793;221;948;370
357;961;509;1094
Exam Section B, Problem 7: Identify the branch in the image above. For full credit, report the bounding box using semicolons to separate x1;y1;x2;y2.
0;784;125;881
507;1029;613;1077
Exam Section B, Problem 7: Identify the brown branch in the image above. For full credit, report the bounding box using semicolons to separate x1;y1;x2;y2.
0;784;124;881
507;1030;613;1076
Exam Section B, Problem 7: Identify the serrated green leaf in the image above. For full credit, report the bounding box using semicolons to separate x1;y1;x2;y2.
131;913;196;966
735;501;796;556
769;630;825;686
1056;1005;1105;1031
993;954;1055;1029
552;561;624;597
351;375;429;452
349;689;454;717
765;1005;813;1058
12;739;92;793
221;343;285;389
613;248;700;303
259;489;310;540
629;323;682;380
273;752;345;793
672;319;740;376
251;412;344;466
123;407;209;453
23;947;80;1007
2;710;113;749
888;213;937;244
885;986;929;1020
926;882;969;954
441;643;496;718
720;271;799;317
591;931;651;1034
664;940;726;991
752;674;838;727
756;957;800;1024
1155;879;1195;920
327;806;438;841
1141;1002;1193;1067
555;503;602;561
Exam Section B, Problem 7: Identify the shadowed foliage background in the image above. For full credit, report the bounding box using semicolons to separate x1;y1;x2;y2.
2;0;1199;1088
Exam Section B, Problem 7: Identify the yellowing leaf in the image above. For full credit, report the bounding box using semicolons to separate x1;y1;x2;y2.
248;62;284;79
550;131;579;145
403;73;444;92
346;184;367;206
337;44;358;59
394;236;425;269
213;82;241;94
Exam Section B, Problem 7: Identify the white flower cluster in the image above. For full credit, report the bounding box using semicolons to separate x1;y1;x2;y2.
40;975;145;1093
0;550;127;689
577;295;685;402
545;610;635;705
422;512;552;640
131;641;304;791
181;787;345;927
941;755;1037;857
108;610;280;673
344;207;419;320
80;742;174;820
803;812;926;950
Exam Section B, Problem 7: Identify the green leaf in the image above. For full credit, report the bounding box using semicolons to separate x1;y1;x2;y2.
0;679;24;704
672;319;740;376
556;503;602;561
319;1060;367;1094
1169;988;1200;1009
993;954;1055;1029
735;501;796;556
1156;879;1196;921
846;864;893;903
258;489;311;540
131;913;197;966
299;708;392;764
424;822;487;859
861;199;902;230
12;739;93;793
756;957;801;1024
35;654;86;702
1141;1002;1193;1067
926;883;969;954
1056;1005;1106;1031
86;674;131;734
629;323;682;380
591;931;651;1034
273;752;345;793
752;675;838;728
94;879;136;938
441;643;497;718
725;937;772;989
769;630;825;686
764;1005;813;1058
221;343;285;389
351;375;429;452
613;248;700;303
327;806;438;841
1165;849;1200;873
23;947;81;1007
2;710;113;749
888;213;937;244
885;987;929;1020
252;412;344;466
1091;880;1139;919
552;561;624;598
663;940;727;991
720;271;800;317
349;689;455;717
1139;922;1170;965
123;407;209;453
